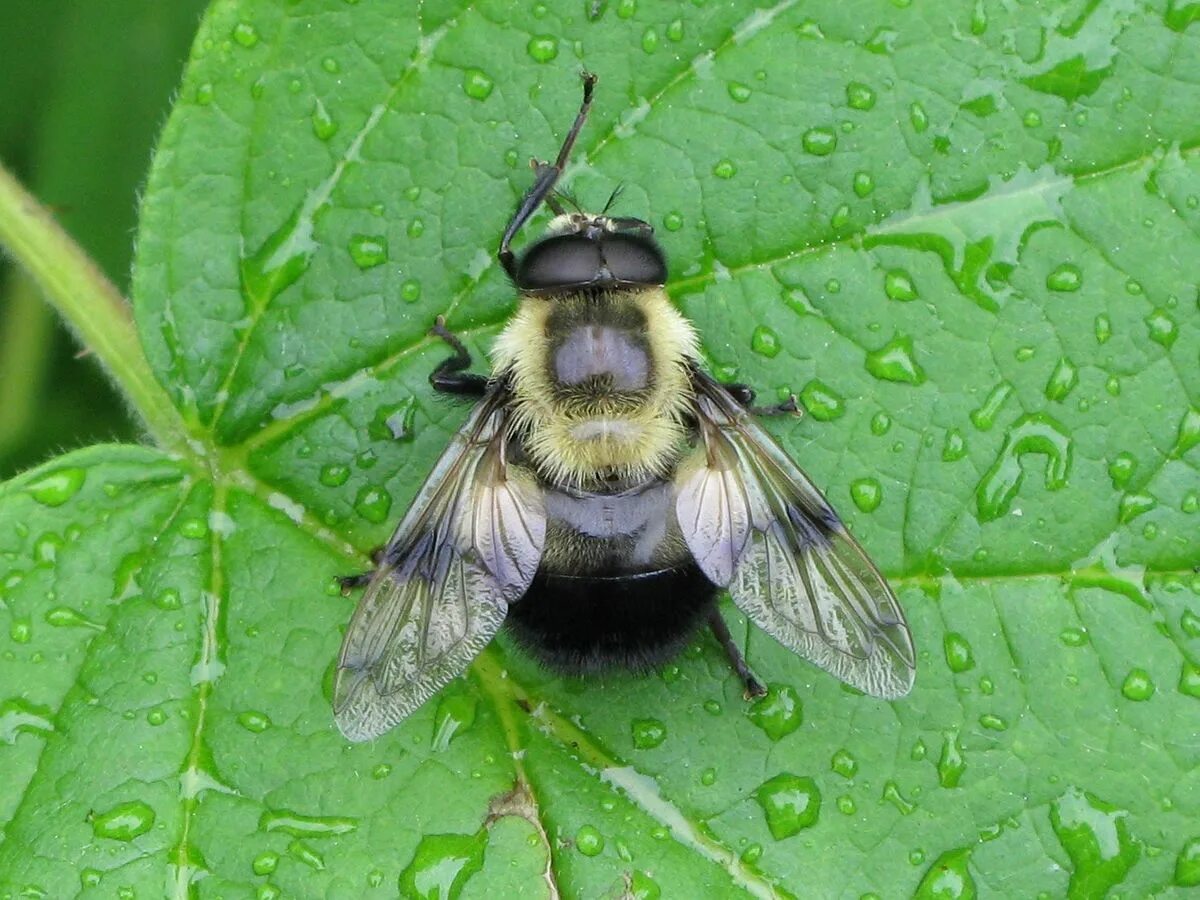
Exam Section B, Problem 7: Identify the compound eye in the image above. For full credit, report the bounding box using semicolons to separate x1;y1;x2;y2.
516;235;601;290
600;233;667;286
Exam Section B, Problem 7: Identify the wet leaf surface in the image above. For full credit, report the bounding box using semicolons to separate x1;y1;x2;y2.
2;1;1199;896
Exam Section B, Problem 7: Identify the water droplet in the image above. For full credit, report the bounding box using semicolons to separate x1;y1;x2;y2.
1172;408;1200;458
92;800;156;841
970;382;1012;431
830;204;852;230
348;234;387;269
252;851;279;876
850;478;882;513
526;35;558;62
802;127;837;156
913;847;976;899
798;380;845;421
1060;627;1088;647
975;414;1072;521
232;22;260;48
288;839;325;870
641;27;659;53
154;588;182;611
1144;308;1179;349
237;710;271;732
746;683;802;740
80;869;102;887
937;731;966;788
831;749;858;778
943;632;975;673
1044;358;1078;402
942;429;968;462
44;607;99;630
882;780;915;814
846;81;876;110
979;713;1007;731
1176;837;1200;886
26;468;85;507
1050;787;1140;897
353;486;392;523
865;334;926;385
884;269;917;301
1105;375;1121;397
426;692;477;751
616;0;636;18
462;68;494;100
662;212;683;232
626;716;667;749
311;98;338;140
703;698;722;715
871;411;892;436
713;159;736;179
258;884;281;900
1120;668;1155;701
1023;55;1113;102
196;82;215;105
909;101;929;132
0;697;53;743
319;464;350;488
865;26;898;53
321;56;340;74
1023;108;1042;127
851;171;875;197
751;325;781;358
1178;661;1200;699
1119;493;1156;524
575;824;604;856
755;774;821;839
401;278;422;303
1046;263;1083;292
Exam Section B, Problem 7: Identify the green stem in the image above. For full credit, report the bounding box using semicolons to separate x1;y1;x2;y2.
0;161;186;451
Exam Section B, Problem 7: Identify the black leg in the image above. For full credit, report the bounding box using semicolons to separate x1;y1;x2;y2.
724;383;800;417
429;316;489;397
708;610;767;699
498;71;598;281
337;547;387;594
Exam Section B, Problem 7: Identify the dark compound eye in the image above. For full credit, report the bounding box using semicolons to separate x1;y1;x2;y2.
516;235;602;291
599;233;667;286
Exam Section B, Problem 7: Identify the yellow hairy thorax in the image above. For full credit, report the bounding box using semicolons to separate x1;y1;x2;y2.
491;288;700;488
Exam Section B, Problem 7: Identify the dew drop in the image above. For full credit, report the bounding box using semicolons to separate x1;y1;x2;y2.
26;468;85;507
354;486;392;523
727;81;751;102
754;774;821;839
741;843;763;863
1145;309;1178;349
1176;837;1200;887
802;127;837;156
1172;408;1200;458
884;269;917;301
852;171;875;197
1023;109;1042;127
830;204;852;229
196;82;215;105
1094;314;1112;344
44;607;99;630
80;869;102;887
526;35;559;62
865;334;926;385
1044;357;1078;402
979;713;1007;731
663;212;683;232
462;68;494;100
870;411;892;436
943;632;975;673
975;414;1072;521
641;27;659;53
616;0;636;18
1046;263;1082;292
348;234;388;269
237;710;272;733
253;851;279;876
713;159;736;179
750;325;781;358
311;98;338;140
909;101;929;132
865;26;898;53
746;683;802;741
1177;662;1200;700
1060;627;1088;647
0;697;53;743
1119;493;1156;524
232;22;260;48
846;81;876;110
180;517;208;539
1050;787;1140;897
831;749;858;778
154;588;182;611
319;464;350;488
850;478;882;513
92;800;156;841
882;780;915;814
575;824;604;856
629;870;661;899
798;380;845;421
942;429;968;462
937;731;966;788
1120;668;1155;701
969;382;1012;431
913;847;976;899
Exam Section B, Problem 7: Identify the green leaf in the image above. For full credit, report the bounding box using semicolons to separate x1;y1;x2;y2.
3;1;1200;896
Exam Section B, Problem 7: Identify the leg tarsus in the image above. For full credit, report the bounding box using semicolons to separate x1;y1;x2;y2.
429;316;489;397
725;383;802;418
336;547;387;594
708;610;766;699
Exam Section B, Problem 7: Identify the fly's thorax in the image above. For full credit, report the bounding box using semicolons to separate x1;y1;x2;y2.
491;287;699;487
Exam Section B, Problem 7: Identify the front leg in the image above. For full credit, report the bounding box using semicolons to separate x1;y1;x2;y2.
723;382;800;417
429;316;489;397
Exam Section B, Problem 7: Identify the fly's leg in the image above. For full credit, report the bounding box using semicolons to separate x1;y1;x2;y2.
708;609;767;699
429;315;489;397
337;547;387;594
724;383;801;417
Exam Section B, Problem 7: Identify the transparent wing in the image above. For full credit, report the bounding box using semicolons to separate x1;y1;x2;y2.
334;391;545;741
676;371;914;698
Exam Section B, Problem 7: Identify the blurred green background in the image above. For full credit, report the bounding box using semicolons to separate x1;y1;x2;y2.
0;0;207;478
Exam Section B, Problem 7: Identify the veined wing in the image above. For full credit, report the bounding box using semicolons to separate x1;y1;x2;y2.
334;390;545;741
676;371;914;699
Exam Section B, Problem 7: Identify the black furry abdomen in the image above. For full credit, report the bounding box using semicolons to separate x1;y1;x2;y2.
505;564;717;673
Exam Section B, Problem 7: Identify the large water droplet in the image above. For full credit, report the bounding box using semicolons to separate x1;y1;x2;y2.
311;98;338;140
354;486;392;523
942;429;968;462
751;325;781;358
575;824;605;856
1050;787;1140;897
232;22;260;48
1177;662;1199;699
909;101;929;132
713;159;736;179
1118;493;1156;524
1044;357;1078;403
727;81;751;102
850;478;882;512
975;414;1072;521
1046;263;1083;292
1023;55;1113;102
884;269;918;301
1120;668;1155;701
943;633;975;673
1170;408;1200;458
754;774;821;839
348;234;388;269
26;468;85;507
830;749;858;778
462;68;494;100
319;463;350;487
237;710;272;732
0;697;54;743
252;851;279;875
881;780;915;814
91;800;156;841
913;847;976;899
526;35;559;62
865;27;898;53
746;683;802;741
969;382;1012;431
802;127;837;156
937;731;966;788
631;717;667;749
798;380;845;421
865;334;926;384
1176;836;1200;886
846;81;876;110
